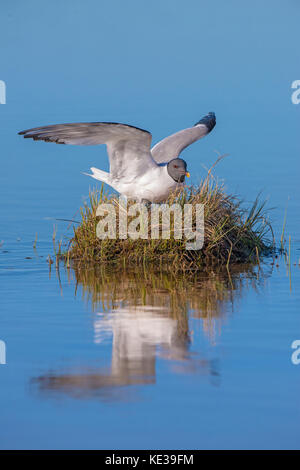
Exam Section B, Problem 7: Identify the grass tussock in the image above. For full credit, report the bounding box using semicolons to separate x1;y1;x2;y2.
65;169;274;270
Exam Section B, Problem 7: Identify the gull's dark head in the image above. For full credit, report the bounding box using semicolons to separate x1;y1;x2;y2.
167;158;190;183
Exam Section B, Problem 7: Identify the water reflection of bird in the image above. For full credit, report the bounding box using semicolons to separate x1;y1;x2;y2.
32;265;265;401
18;112;216;203
94;306;189;378
33;304;218;401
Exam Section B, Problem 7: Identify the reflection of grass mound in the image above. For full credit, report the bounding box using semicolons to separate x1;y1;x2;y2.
33;264;268;400
73;263;258;316
72;264;266;341
66;170;273;269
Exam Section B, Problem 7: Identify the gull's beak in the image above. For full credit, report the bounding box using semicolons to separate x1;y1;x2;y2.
185;172;190;178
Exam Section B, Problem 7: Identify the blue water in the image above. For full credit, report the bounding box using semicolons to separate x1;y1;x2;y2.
0;0;299;450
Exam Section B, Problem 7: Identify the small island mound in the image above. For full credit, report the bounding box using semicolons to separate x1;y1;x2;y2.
63;169;274;271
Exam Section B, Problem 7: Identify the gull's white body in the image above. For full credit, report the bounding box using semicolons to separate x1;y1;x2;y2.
19;112;216;202
90;163;181;203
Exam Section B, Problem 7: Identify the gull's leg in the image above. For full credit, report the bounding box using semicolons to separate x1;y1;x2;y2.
124;197;151;208
141;199;152;209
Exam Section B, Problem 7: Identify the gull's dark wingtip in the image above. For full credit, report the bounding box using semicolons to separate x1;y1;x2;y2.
18;130;26;135
194;112;216;133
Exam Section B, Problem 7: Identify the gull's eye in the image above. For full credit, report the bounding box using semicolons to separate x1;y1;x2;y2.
174;165;178;168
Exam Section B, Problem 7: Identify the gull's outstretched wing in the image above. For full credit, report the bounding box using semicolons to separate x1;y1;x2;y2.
151;112;216;163
18;122;155;179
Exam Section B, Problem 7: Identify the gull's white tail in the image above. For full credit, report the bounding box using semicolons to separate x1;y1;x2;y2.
84;167;110;184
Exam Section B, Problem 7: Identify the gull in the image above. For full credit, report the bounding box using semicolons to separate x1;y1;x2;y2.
18;112;216;203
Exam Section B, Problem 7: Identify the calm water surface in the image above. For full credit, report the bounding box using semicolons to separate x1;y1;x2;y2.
0;226;299;449
1;0;300;450
0;112;299;448
1;110;300;450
